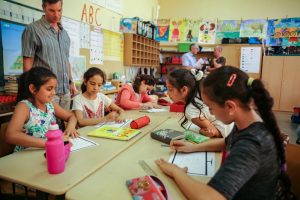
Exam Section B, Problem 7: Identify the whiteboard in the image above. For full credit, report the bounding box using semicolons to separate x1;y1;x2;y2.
240;47;262;73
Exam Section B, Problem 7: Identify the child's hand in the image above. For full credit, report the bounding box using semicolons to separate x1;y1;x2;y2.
105;111;119;122
155;158;187;178
153;103;162;109
115;114;125;123
142;102;154;109
170;140;196;152
64;127;79;138
200;126;220;138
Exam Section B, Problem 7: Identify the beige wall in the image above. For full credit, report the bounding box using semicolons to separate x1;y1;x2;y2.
14;0;158;21
123;0;158;20
158;0;300;19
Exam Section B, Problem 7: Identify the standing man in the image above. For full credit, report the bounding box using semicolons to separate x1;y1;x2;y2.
207;46;226;72
181;43;206;70
22;0;76;110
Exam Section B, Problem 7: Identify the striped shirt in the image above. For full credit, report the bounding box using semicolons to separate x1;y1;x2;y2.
22;16;70;94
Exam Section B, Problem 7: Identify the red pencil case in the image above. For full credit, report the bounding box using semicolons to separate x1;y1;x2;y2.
126;175;171;200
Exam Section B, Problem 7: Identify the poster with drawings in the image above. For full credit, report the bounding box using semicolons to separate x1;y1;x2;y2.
240;19;268;38
217;20;241;39
61;17;80;56
80;23;90;49
198;19;217;44
90;27;104;65
240;47;262;73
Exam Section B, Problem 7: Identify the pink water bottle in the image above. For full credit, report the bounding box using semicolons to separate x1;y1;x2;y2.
45;122;65;174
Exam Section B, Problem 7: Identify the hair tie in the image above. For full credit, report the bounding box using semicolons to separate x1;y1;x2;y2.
190;69;204;81
247;77;254;87
227;74;237;87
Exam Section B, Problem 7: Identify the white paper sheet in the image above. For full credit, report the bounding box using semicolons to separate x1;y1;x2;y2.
94;119;132;128
141;108;168;113
70;136;98;152
61;17;81;56
90;29;104;64
169;152;215;177
240;47;262;73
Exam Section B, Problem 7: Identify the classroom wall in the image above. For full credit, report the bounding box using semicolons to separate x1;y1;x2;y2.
158;0;300;19
123;0;158;21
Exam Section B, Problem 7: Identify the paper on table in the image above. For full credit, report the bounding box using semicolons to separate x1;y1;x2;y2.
94;119;132;128
169;152;215;177
141;108;168;113
70;136;98;152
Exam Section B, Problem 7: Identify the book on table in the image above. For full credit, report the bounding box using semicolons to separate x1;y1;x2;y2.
88;125;141;141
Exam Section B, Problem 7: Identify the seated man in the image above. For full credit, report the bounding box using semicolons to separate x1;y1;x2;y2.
207;46;226;72
181;44;206;70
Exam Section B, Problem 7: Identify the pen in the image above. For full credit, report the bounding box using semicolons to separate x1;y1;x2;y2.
161;144;170;147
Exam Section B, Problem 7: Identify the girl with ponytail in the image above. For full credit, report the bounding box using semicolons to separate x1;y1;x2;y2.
156;66;293;200
166;68;232;138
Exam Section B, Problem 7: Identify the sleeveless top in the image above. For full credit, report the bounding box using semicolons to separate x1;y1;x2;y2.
14;100;56;152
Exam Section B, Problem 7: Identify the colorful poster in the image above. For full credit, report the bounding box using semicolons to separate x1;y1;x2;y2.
198;19;217;44
168;19;185;42
155;19;170;42
217;20;241;39
266;18;300;46
120;18;138;33
282;37;300;46
240;19;268;38
180;19;200;42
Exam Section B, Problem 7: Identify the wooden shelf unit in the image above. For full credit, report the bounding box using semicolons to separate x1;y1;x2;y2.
124;34;160;67
262;56;300;111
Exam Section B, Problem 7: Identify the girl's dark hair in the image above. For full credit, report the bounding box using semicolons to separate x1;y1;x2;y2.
201;66;285;166
132;74;155;93
167;69;204;129
81;67;106;93
17;67;57;102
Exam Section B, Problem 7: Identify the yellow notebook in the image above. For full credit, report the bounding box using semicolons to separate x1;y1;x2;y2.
88;125;141;141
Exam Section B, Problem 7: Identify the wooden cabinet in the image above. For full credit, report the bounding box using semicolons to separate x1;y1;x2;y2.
262;56;300;111
123;33;160;67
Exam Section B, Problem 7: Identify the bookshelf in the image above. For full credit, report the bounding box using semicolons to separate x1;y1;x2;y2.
124;34;160;67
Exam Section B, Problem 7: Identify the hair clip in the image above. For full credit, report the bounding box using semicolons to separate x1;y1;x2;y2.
227;74;237;87
247;77;254;87
190;69;204;81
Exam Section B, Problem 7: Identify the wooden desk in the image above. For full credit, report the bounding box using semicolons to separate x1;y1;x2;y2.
0;111;174;196
66;117;221;200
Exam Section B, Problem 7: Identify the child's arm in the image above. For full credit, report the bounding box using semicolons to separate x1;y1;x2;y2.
6;102;45;148
109;103;125;122
191;117;222;137
73;109;109;127
171;138;226;152
119;89;143;109
142;93;161;108
155;159;226;200
53;102;79;138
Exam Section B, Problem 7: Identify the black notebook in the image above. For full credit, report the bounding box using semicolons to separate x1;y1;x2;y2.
150;129;184;144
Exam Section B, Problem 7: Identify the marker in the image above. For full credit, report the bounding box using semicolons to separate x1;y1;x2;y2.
161;144;170;147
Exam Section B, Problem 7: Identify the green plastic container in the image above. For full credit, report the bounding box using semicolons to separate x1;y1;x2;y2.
178;43;191;52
